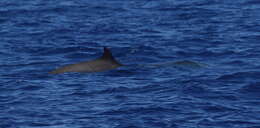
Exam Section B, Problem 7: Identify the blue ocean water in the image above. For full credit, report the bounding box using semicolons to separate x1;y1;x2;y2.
1;0;260;127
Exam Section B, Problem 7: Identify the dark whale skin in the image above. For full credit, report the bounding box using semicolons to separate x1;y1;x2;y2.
49;47;122;74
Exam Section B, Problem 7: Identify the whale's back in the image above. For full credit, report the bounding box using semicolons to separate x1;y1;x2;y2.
49;47;122;74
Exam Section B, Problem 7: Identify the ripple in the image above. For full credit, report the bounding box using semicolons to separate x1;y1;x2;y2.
37;47;96;56
92;84;170;96
99;106;177;115
216;71;260;81
198;50;237;57
239;82;260;98
20;85;44;91
202;104;238;113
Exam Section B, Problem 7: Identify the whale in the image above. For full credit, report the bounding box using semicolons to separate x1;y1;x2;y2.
49;47;123;74
50;47;207;74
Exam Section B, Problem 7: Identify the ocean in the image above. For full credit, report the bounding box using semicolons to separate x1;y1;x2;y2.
1;0;260;128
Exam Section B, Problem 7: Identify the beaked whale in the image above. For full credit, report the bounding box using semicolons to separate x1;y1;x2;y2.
50;47;206;74
49;47;122;74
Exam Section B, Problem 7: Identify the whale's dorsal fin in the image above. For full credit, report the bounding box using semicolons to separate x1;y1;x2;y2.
102;47;114;59
101;47;123;66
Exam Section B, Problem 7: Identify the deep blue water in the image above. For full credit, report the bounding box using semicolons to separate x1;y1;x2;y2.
1;0;260;128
